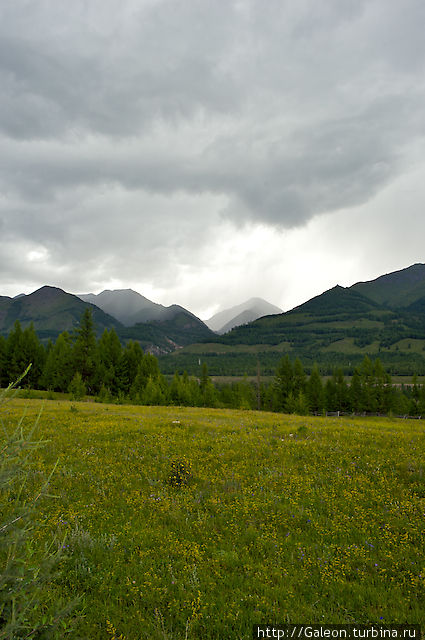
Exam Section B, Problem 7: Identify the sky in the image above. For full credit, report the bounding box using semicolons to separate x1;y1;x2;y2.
1;0;425;320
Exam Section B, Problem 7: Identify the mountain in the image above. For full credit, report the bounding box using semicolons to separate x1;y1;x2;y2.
0;286;215;353
0;286;122;339
77;289;215;352
78;289;201;326
351;263;425;308
119;308;216;354
158;264;425;377
78;289;166;326
206;298;282;333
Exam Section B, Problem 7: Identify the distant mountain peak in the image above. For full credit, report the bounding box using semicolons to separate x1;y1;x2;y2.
206;297;282;333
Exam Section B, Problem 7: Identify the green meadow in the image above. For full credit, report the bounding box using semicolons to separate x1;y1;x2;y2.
2;400;425;638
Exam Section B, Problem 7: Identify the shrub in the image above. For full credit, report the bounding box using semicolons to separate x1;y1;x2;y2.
167;459;193;487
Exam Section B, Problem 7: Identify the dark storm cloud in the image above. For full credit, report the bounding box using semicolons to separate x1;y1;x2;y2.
1;0;425;292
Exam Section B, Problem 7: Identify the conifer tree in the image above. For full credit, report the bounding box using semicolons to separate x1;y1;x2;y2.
273;355;294;410
97;328;122;395
73;309;98;393
307;364;324;414
42;331;74;392
349;368;362;412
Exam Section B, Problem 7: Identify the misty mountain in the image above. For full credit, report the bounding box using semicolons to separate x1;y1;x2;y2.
78;289;167;326
78;289;201;327
0;285;215;353
0;286;122;339
206;297;282;333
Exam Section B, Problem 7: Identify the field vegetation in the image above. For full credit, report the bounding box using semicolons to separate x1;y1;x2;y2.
1;399;424;638
1;311;425;418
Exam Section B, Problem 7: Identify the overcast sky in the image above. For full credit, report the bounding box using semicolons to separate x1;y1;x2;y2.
1;0;425;319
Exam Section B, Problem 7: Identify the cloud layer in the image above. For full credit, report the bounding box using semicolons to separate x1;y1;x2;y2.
1;0;425;311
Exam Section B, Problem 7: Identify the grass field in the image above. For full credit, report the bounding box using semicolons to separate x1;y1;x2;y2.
2;400;425;639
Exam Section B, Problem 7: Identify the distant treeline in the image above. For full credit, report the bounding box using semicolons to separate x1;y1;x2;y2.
0;310;423;416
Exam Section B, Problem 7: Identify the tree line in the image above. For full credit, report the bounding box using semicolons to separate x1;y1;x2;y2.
0;310;424;416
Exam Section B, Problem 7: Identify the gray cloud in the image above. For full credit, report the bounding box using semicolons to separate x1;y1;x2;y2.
1;0;425;303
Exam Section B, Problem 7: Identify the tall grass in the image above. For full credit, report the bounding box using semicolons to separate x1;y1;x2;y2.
0;368;76;639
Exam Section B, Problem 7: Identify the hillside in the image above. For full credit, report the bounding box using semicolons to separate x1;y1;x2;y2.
351;263;425;308
119;308;216;354
159;264;425;376
0;286;122;340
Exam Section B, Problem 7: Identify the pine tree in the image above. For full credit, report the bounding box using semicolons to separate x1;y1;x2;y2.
68;371;86;400
349;368;362;412
142;376;166;406
97;328;122;396
117;341;144;395
293;358;307;396
307;364;324;414
72;309;98;393
0;335;7;387
273;355;294;411
42;331;74;392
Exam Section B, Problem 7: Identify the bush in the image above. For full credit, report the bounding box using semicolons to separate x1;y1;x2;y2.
167;459;193;487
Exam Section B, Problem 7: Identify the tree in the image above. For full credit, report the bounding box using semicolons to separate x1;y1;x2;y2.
0;335;7;387
72;309;98;393
359;355;376;412
200;363;210;393
141;376;166;406
273;356;294;411
293;358;307;396
68;371;86;400
117;341;144;395
5;321;24;383
307;364;324;414
349;368;362;412
19;324;45;388
42;331;74;392
97;328;122;396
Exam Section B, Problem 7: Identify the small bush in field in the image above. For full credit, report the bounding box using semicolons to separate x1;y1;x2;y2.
167;459;193;487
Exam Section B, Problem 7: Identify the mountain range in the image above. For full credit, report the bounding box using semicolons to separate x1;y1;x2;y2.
0;285;281;354
159;263;425;376
0;286;122;340
3;263;425;375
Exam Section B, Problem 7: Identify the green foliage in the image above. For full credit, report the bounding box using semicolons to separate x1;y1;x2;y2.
68;372;86;401
72;309;97;393
2;310;425;419
42;332;73;392
306;364;324;413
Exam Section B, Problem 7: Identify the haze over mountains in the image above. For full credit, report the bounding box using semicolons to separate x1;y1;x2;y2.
0;285;282;354
206;298;282;334
78;289;190;326
3;263;425;374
